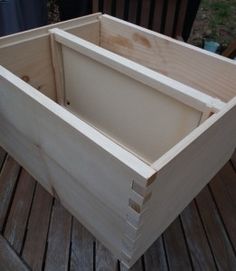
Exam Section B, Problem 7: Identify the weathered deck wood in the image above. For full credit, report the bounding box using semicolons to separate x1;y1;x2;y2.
196;186;236;270
144;237;168;271
210;163;236;251
44;200;72;271
22;184;53;271
4;169;35;253
70;218;94;271
0;154;236;271
163;218;193;270
0;156;20;231
180;201;216;270
0;235;30;271
96;241;118;271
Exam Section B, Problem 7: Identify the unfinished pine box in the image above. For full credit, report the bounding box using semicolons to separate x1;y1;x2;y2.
0;14;236;268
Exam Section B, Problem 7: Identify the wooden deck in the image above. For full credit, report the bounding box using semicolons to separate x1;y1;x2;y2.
0;145;235;271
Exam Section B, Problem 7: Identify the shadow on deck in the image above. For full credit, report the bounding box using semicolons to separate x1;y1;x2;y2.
0;146;235;271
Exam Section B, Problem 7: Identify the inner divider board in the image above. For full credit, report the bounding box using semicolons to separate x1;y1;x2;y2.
50;28;224;164
0;65;156;263
100;15;236;103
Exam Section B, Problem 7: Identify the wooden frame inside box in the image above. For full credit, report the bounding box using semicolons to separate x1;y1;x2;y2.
0;13;236;268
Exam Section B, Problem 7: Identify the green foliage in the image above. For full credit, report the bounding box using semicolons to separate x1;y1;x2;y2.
201;0;236;42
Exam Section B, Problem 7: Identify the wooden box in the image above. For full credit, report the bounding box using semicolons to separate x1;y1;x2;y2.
0;14;236;268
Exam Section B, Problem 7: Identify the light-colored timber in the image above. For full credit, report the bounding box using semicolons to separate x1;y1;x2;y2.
0;14;235;268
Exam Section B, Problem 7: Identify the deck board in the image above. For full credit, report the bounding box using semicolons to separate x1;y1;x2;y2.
144;237;168;271
180;201;217;270
0;235;30;271
210;163;236;252
70;218;94;271
4;169;35;254
44;200;72;271
0;151;236;270
196;186;236;270
163;218;193;270
22;184;53;271
0;156;20;232
96;241;118;271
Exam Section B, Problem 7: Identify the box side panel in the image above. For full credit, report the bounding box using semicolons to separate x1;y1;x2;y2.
100;15;236;102
127;98;236;265
0;13;101;47
0;21;100;101
61;45;202;164
0;67;149;261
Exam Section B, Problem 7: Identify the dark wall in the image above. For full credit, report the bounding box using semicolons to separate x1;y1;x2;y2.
0;0;47;36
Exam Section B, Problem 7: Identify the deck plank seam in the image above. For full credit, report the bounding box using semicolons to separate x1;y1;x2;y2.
40;196;55;271
179;215;195;270
194;197;221;271
208;182;236;257
67;216;74;271
230;159;236;172
1;164;22;235
0;151;7;173
0;234;32;270
19;175;37;256
161;235;171;271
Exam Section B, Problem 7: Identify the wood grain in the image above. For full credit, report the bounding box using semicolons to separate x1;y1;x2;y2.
70;218;94;271
181;201;216;270
163;218;192;270
0;156;20;231
44;200;72;271
0;235;30;271
210;163;236;251
196;187;236;270
4;169;35;254
22;184;53;271
96;241;118;271
100;15;236;102
144;237;168;271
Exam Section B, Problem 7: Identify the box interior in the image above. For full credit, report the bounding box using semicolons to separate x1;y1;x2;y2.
50;27;225;164
1;14;235;165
